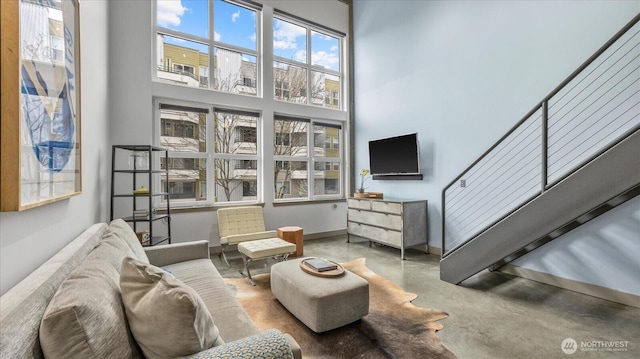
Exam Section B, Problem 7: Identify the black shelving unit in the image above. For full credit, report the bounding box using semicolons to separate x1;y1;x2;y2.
110;145;171;246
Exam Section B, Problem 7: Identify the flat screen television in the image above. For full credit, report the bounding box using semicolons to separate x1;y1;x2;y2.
368;133;420;176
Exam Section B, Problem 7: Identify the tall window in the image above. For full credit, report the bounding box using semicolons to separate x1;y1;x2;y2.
213;108;259;203
155;0;260;95
273;15;343;109
274;115;342;200
159;103;208;203
153;1;346;205
157;101;260;206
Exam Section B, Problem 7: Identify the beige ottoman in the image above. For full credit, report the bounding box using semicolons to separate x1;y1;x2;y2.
271;258;369;333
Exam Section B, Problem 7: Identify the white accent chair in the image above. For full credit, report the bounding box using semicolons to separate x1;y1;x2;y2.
217;206;296;285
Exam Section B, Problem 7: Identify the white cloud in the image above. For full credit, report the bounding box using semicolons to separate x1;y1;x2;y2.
294;50;307;63
273;20;305;50
232;11;240;22
157;0;187;28
312;51;339;70
331;45;338;52
215;31;221;41
250;33;256;43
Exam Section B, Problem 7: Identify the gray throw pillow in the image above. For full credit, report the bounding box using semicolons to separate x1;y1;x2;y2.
120;257;223;359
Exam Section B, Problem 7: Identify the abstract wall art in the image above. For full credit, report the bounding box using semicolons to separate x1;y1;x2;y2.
1;0;81;211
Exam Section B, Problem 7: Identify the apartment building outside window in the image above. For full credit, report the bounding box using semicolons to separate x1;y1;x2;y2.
155;0;259;95
213;108;259;203
157;101;260;206
153;1;347;206
274;115;342;200
273;15;342;109
158;103;208;203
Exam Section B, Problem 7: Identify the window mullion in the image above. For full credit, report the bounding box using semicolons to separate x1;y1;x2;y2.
157;28;209;46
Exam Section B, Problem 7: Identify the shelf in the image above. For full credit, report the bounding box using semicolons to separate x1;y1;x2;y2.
113;169;167;174
123;214;170;222
372;174;423;180
142;236;171;247
113;192;169;198
113;145;167;152
110;145;171;247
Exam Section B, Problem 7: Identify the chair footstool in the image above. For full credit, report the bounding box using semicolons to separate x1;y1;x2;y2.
237;238;296;285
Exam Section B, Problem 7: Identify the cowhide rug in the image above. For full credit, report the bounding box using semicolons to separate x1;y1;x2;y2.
224;258;456;359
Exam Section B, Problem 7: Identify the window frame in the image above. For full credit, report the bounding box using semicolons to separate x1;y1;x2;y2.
273;115;343;202
156;100;210;206
154;0;262;96
154;98;262;207
272;13;343;109
152;1;348;207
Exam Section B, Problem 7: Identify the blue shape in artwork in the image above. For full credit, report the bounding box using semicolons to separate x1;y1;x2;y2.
20;64;75;172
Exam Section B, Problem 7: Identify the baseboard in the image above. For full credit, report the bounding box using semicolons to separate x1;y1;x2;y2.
427;245;442;256
208;245;221;255
499;264;640;309
304;229;347;240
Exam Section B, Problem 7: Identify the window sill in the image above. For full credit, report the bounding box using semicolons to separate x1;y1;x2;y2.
156;198;345;213
272;198;345;206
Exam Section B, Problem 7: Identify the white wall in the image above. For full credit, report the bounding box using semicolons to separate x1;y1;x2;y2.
109;1;350;246
352;0;639;294
0;0;111;295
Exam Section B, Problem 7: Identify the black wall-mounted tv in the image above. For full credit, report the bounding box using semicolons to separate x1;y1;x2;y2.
368;133;421;177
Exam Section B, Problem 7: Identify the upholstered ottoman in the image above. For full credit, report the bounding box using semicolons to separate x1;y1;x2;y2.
237;238;296;285
271;258;369;333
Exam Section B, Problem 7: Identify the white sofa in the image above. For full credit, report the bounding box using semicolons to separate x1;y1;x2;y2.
0;220;301;359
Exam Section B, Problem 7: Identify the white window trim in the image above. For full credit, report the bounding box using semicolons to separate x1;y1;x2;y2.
151;1;349;207
153;0;262;96
273;117;343;202
272;13;342;109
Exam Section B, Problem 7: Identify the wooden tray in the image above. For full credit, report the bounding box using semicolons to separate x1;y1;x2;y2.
300;258;345;277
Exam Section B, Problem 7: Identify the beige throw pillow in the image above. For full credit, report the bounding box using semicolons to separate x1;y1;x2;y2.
40;258;142;359
120;257;222;359
108;219;150;263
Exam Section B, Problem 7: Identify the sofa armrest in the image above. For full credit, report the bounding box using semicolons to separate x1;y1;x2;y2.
221;230;278;245
145;240;210;267
177;329;301;359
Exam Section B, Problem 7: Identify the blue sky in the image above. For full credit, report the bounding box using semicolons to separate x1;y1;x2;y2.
157;0;340;71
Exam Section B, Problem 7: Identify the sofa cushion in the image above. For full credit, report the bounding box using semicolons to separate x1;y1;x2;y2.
120;257;223;359
39;257;142;359
162;259;260;342
88;232;136;272
108;219;150;263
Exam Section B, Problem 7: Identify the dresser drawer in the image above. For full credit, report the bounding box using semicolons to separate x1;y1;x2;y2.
347;198;371;210
371;201;402;215
348;222;402;247
348;209;402;230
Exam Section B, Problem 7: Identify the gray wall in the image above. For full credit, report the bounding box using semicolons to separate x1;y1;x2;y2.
352;0;639;295
0;0;111;295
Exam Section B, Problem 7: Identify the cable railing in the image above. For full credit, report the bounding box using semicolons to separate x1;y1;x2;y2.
442;14;640;258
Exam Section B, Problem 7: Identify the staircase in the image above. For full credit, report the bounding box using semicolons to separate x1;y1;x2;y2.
440;14;640;284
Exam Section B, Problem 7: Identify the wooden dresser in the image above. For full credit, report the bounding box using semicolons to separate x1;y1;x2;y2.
347;197;428;259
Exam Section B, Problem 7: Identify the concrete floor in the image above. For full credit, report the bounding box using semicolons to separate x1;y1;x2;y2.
214;235;640;359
